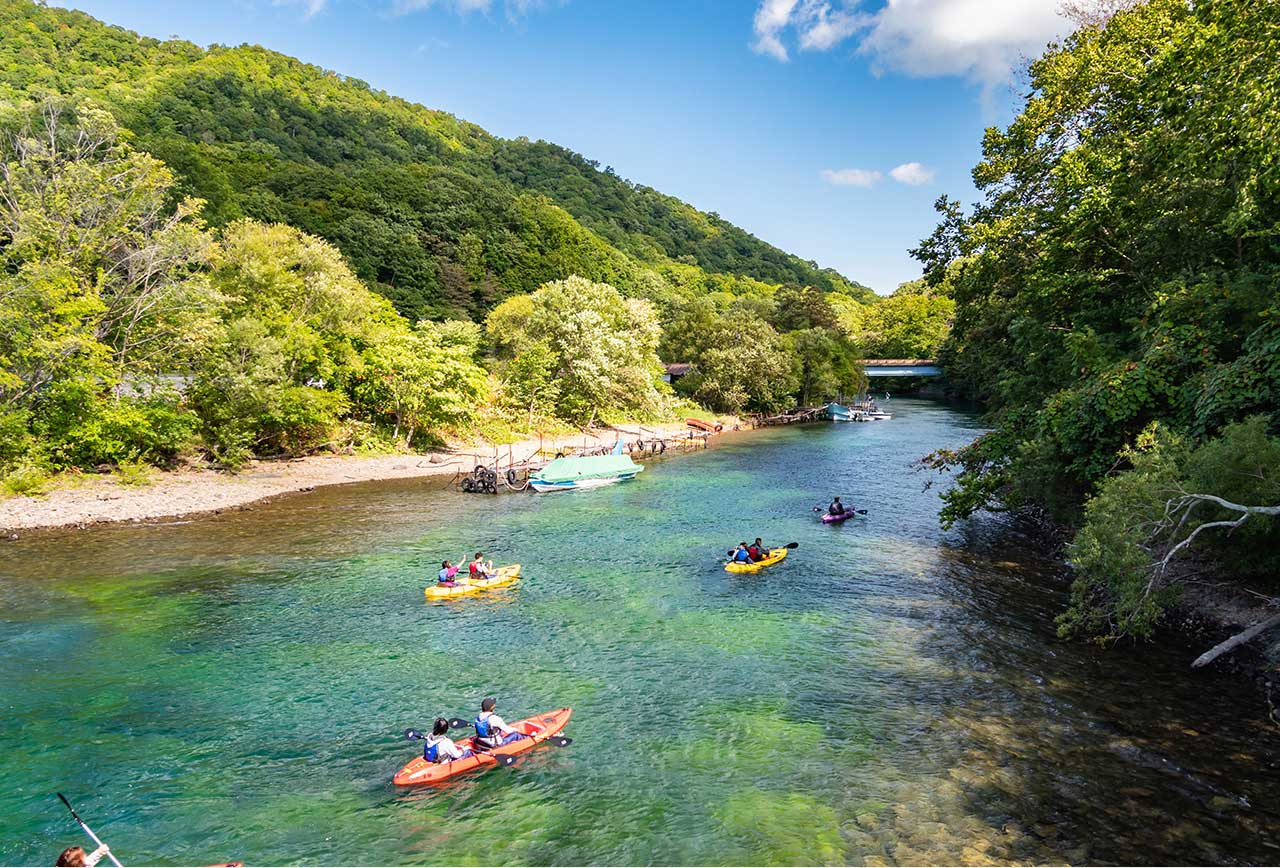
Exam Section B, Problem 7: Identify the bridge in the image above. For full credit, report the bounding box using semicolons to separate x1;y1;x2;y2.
860;359;940;377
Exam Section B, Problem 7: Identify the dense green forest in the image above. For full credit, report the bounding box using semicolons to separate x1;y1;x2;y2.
0;0;873;323
916;0;1280;642
0;0;955;491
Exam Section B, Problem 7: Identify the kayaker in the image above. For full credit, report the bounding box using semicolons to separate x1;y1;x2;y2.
747;538;767;561
55;845;111;867
828;496;846;516
437;560;460;587
469;552;495;580
423;717;473;763
731;543;752;564
474;697;528;749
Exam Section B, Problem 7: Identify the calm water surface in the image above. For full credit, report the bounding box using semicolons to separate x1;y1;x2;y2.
2;399;1278;865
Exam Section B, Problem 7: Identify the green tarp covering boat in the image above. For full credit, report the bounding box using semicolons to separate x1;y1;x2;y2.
529;451;643;492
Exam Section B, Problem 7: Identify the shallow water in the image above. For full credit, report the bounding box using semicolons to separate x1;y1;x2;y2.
2;399;1278;866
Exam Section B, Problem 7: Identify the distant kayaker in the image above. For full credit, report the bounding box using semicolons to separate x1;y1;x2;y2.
748;538;767;561
469;552;495;580
437;561;460;587
423;717;472;764
55;845;111;867
731;543;752;564
474;697;528;749
828;497;846;516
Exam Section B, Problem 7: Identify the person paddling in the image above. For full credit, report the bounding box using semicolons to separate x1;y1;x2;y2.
828;496;847;516
474;697;528;749
55;845;111;867
469;552;496;580
437;560;460;587
731;542;752;564
423;717;473;763
747;538;768;561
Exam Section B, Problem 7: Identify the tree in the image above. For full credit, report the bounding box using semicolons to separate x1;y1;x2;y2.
860;288;954;359
1062;417;1280;657
686;317;798;414
0;100;213;471
915;0;1280;532
486;275;668;425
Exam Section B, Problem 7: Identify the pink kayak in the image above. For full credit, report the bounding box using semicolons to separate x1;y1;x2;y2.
822;511;857;524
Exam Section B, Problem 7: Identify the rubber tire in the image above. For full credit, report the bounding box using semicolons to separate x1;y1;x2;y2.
506;468;519;486
461;477;476;492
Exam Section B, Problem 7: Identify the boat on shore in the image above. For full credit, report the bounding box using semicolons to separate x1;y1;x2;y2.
529;442;643;493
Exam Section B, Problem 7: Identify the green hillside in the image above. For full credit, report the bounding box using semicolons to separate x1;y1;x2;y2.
0;0;873;321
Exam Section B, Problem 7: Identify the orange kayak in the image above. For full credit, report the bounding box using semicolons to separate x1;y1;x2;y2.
392;707;572;786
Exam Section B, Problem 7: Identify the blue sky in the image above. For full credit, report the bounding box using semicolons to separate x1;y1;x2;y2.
60;0;1070;294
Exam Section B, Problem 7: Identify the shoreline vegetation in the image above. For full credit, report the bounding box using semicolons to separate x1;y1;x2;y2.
0;420;721;534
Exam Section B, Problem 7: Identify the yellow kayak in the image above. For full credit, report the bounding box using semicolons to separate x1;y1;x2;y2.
424;564;521;599
724;548;788;573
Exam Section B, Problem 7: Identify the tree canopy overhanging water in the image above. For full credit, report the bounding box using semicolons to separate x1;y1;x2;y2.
2;399;1278;865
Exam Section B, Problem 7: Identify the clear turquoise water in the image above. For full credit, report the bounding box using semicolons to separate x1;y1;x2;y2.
2;399;1278;865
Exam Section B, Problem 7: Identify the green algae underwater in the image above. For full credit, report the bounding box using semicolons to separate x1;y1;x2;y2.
2;399;1278;865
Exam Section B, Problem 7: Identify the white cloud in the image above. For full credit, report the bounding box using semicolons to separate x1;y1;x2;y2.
752;0;800;60
750;0;1070;89
860;0;1067;87
274;0;326;19
889;161;935;185
798;3;864;51
821;167;883;187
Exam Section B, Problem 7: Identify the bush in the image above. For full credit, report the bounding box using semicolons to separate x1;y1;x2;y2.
48;395;198;469
2;459;50;497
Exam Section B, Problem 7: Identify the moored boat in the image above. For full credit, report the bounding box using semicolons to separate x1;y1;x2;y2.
823;402;854;422
529;442;642;493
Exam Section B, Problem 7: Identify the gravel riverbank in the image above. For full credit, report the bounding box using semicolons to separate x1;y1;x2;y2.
0;421;713;533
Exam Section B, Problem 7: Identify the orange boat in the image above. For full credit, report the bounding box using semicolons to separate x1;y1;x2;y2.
686;418;721;433
392;707;573;786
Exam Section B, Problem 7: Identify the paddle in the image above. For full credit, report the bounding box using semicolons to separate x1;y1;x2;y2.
57;793;124;868
814;505;867;515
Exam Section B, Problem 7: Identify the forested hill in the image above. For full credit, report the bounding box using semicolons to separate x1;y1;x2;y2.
0;0;872;320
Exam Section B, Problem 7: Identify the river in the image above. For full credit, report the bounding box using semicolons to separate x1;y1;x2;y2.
2;398;1278;865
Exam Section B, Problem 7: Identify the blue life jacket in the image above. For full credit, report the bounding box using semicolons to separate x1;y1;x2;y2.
474;713;494;739
424;738;441;762
734;548;751;562
438;568;451;583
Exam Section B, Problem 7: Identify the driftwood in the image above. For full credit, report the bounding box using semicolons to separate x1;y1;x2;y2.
1192;609;1280;669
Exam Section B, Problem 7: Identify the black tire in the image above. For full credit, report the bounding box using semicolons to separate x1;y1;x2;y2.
484;479;498;494
461;477;476;492
657;439;666;454
634;439;645;453
554;452;565;460
506;468;519;486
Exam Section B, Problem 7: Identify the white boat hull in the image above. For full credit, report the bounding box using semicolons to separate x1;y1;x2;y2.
529;473;638;493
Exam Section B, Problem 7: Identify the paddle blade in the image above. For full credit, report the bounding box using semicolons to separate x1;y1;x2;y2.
497;753;519;767
856;509;868;514
448;718;471;730
546;735;573;747
404;728;422;741
784;542;799;549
